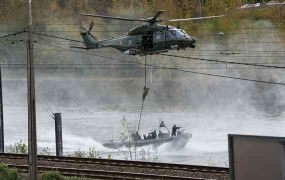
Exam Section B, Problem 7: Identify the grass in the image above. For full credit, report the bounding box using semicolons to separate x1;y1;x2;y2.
0;163;19;180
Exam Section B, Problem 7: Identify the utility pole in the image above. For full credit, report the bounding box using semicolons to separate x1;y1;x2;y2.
54;113;63;156
27;0;38;179
0;66;4;153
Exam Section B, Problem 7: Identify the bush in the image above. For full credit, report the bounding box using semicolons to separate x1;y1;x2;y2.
72;149;85;158
39;171;63;180
0;163;19;180
40;147;52;155
88;147;100;158
6;140;27;154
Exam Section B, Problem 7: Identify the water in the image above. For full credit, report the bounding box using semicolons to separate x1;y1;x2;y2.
4;97;285;167
2;19;285;167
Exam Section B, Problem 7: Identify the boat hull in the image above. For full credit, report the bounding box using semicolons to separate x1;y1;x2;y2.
102;133;192;149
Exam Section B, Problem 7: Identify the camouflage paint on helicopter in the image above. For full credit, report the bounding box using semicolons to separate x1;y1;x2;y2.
79;11;223;56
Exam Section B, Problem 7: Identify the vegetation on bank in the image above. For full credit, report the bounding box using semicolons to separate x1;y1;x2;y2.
0;164;84;180
6;140;27;154
0;0;284;79
39;171;85;180
3;138;157;179
0;164;19;180
0;0;284;35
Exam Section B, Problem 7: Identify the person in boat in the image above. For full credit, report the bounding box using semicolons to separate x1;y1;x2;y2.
147;130;157;139
159;120;166;128
171;124;181;136
131;131;141;141
153;130;157;139
158;120;171;138
158;130;163;138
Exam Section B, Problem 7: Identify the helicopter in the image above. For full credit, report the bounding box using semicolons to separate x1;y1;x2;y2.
79;10;224;56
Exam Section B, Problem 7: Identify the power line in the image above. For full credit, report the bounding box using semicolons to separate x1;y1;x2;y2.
30;32;285;44
31;39;285;45
160;54;285;69
32;32;84;44
0;29;283;36
34;43;285;86
5;34;285;67
31;47;285;58
0;31;25;39
4;32;285;85
0;63;283;70
30;32;285;48
37;97;54;119
2;23;285;30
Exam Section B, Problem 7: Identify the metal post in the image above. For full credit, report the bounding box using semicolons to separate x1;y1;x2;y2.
54;113;63;156
27;0;37;179
0;66;4;153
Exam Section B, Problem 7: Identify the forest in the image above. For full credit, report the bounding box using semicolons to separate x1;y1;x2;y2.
0;0;284;79
0;0;284;35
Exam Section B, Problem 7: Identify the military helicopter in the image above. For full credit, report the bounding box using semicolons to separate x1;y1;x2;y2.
79;10;224;56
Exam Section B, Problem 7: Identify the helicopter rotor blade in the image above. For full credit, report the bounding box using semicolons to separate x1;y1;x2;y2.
152;10;165;20
148;10;165;24
80;13;147;22
163;15;225;22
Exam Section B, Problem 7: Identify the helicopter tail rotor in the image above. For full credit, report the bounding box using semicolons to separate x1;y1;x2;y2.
79;21;98;49
88;21;94;33
80;21;94;33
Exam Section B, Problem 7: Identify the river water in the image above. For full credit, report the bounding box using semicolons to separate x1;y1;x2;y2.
1;17;285;167
3;78;285;167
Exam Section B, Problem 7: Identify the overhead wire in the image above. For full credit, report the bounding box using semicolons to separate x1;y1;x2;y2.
31;47;285;59
33;42;285;86
1;30;284;85
29;33;285;68
0;31;26;39
37;97;54;119
160;54;285;69
29;32;285;57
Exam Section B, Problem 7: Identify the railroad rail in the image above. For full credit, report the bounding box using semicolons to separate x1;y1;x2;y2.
7;164;213;180
0;153;229;179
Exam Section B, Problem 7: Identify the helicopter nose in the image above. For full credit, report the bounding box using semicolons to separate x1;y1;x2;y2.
189;36;196;48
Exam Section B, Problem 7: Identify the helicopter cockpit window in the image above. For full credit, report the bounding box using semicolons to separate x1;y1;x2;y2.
166;31;175;38
170;30;186;38
181;30;190;37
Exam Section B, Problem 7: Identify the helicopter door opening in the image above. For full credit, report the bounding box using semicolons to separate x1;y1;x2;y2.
142;32;153;50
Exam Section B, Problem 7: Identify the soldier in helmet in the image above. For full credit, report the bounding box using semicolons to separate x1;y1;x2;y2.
171;124;181;136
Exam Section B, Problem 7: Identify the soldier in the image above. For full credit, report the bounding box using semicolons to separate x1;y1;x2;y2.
142;86;150;101
171;124;181;136
153;130;157;139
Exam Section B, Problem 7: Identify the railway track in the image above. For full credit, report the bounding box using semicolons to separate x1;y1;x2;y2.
7;164;213;180
0;153;229;179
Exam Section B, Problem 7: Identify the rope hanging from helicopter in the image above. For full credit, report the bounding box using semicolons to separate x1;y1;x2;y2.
137;55;149;133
